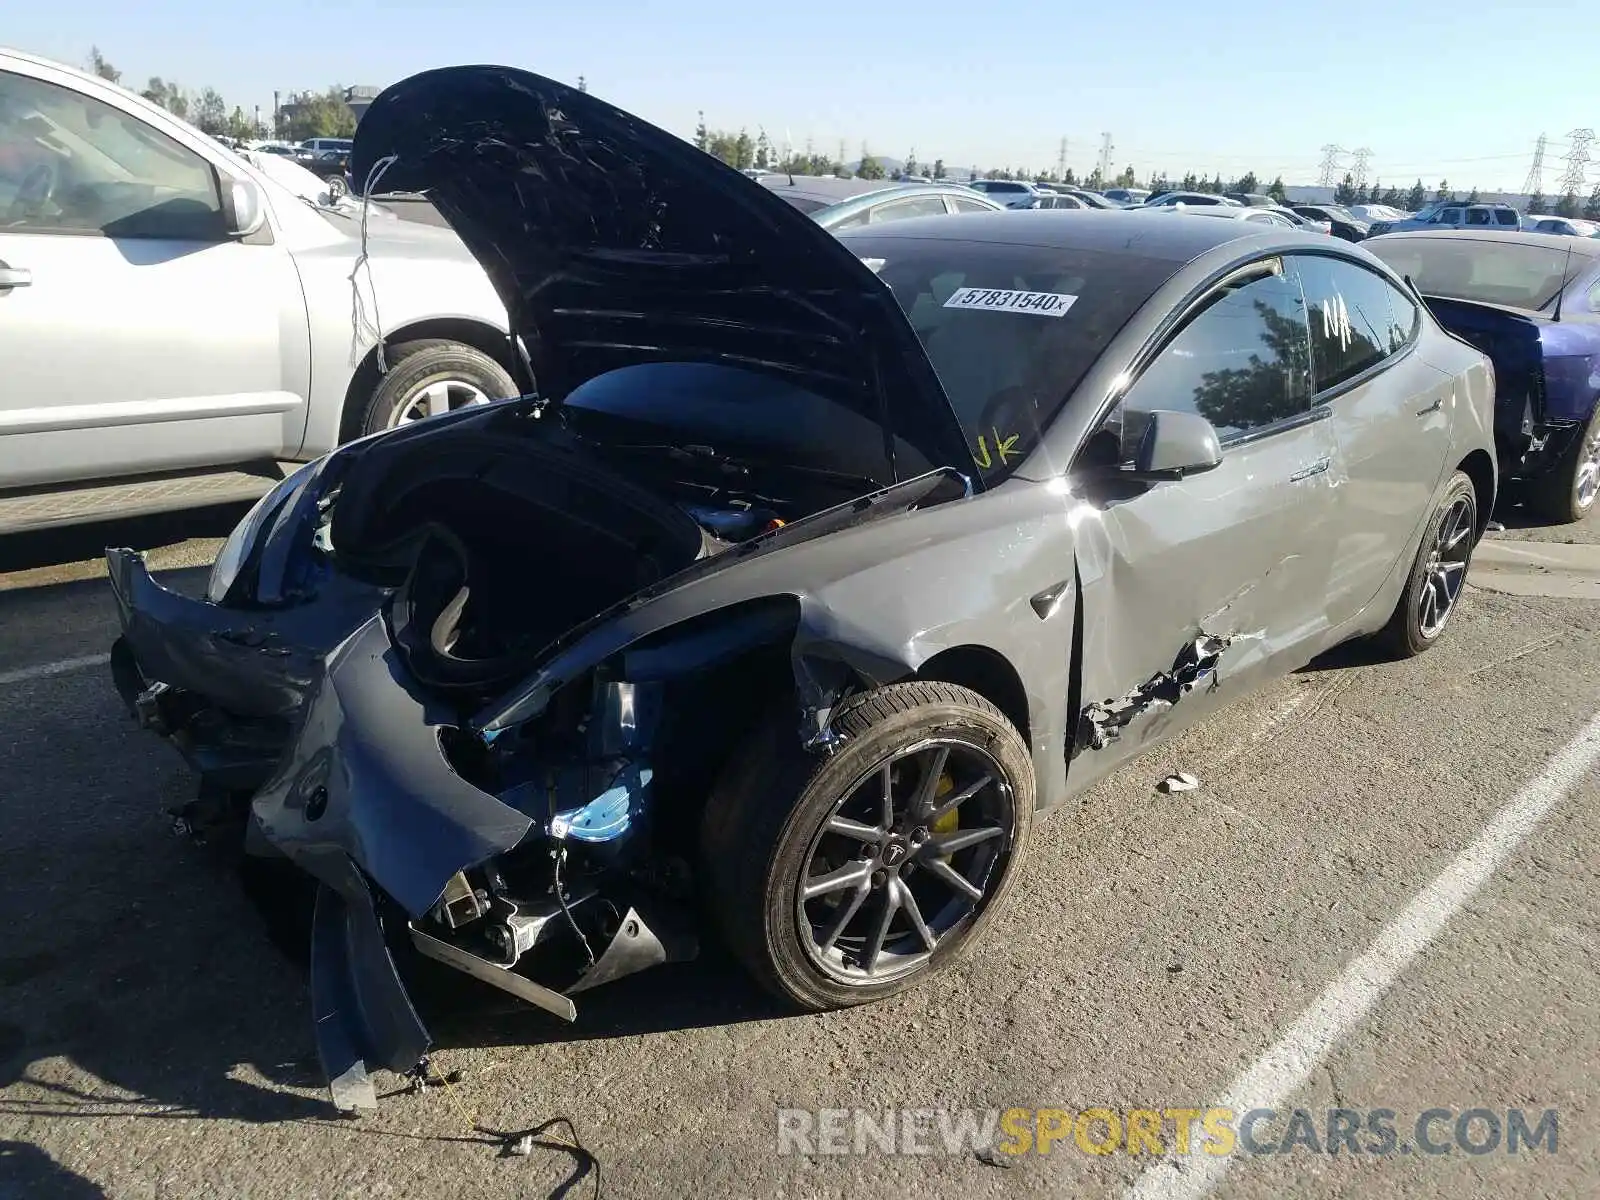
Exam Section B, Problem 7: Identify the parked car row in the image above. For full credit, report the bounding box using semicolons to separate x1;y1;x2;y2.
59;64;1597;1121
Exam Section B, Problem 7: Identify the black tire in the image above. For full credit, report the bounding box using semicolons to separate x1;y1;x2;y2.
354;338;518;437
1378;470;1478;658
1525;407;1600;524
700;680;1034;1011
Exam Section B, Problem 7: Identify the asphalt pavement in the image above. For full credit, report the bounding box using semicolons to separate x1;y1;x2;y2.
0;500;1596;1199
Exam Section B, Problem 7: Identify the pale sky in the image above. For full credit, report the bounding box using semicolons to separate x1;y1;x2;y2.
8;0;1596;192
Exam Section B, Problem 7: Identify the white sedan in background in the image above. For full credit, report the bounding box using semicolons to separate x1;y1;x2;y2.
1524;215;1600;238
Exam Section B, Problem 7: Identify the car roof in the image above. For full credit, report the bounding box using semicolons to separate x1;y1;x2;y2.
812;183;1001;216
833;207;1329;263
758;175;893;204
1375;228;1600;259
1152;191;1237;203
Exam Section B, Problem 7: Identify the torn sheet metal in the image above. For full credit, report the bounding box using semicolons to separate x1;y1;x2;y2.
1079;632;1235;752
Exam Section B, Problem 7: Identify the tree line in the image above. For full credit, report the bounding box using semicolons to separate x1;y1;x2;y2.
86;46;357;142
694;115;1600;218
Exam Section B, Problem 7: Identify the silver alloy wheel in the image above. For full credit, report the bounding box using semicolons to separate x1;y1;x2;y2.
795;737;1016;986
1575;425;1600;511
389;379;492;426
1417;495;1474;639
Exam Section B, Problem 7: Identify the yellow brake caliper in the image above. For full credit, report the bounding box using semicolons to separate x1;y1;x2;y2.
930;772;959;859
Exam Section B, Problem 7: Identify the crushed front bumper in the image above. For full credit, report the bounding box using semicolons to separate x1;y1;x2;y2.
106;548;696;1114
106;547;385;785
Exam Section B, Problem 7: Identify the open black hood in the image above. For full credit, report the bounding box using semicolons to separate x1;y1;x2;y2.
352;65;979;487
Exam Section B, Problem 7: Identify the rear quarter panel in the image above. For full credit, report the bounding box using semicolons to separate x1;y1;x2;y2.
1539;321;1600;424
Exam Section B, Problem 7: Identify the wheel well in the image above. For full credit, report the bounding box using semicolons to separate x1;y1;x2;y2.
916;645;1032;748
338;318;519;443
1457;449;1496;535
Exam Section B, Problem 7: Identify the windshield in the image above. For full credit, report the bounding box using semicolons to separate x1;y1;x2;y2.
836;232;1182;481
1366;236;1591;310
773;193;831;215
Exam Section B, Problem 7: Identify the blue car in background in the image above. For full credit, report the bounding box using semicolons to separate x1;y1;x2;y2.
1368;230;1600;522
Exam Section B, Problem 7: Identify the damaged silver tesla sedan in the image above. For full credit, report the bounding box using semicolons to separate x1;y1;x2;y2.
107;66;1498;1113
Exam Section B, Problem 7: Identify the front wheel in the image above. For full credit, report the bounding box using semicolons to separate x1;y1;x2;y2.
1378;470;1478;658
700;681;1034;1011
355;338;518;437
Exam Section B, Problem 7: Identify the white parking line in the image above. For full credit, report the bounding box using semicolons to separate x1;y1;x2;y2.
1126;705;1600;1200
0;653;111;687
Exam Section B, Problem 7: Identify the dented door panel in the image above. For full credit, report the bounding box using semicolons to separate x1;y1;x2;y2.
1071;415;1343;777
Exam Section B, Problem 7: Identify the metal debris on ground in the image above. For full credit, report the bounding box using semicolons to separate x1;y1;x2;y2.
1156;772;1200;793
1485;520;1506;532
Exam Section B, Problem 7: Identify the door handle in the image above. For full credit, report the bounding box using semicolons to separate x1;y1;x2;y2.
0;264;32;290
1288;456;1331;482
1416;397;1443;417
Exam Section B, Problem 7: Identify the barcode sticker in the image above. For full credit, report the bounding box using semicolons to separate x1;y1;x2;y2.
942;287;1078;317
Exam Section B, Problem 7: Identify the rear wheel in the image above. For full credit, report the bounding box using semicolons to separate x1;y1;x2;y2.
355;338;518;437
700;681;1033;1011
1378;471;1477;657
1526;407;1600;524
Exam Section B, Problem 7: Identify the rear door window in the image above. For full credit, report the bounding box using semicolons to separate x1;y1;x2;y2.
1293;255;1416;392
1494;209;1519;226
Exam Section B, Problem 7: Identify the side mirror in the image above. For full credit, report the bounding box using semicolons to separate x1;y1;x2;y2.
221;177;266;237
1126;409;1223;481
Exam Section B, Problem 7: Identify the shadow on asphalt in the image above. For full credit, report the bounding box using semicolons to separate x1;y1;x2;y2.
0;823;784;1132
1297;637;1395;674
0;505;248;576
0;1141;109;1197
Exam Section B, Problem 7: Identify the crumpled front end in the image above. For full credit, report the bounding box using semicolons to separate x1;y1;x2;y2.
105;399;976;1113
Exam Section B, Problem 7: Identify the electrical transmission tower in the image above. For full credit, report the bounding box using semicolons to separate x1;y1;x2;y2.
1097;132;1114;182
1351;147;1373;190
1057;136;1068;179
1521;134;1547;196
1558;129;1595;195
1094;133;1120;183
1317;144;1345;187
